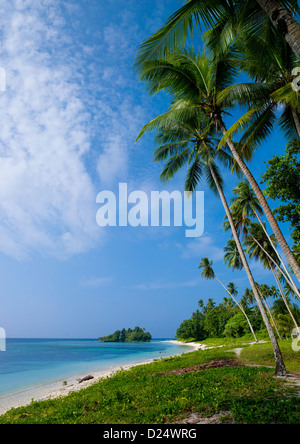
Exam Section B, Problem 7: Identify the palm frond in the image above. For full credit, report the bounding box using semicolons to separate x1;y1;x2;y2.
134;0;225;66
278;106;299;139
135;106;198;143
184;159;204;192
271;83;300;111
154;140;190;162
204;162;223;196
217;106;260;150
237;105;277;159
160;149;191;183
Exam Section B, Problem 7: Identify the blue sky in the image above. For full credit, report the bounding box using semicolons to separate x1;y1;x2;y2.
0;0;295;339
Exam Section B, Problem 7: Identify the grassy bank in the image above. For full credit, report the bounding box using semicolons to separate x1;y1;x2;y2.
0;339;299;424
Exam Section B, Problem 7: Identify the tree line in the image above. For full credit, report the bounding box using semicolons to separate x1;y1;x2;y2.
98;327;152;343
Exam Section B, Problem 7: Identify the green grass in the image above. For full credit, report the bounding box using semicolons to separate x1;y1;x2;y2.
239;340;300;373
0;340;299;424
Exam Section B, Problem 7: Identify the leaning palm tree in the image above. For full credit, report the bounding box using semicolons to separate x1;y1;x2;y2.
136;49;286;375
199;258;258;341
135;4;300;283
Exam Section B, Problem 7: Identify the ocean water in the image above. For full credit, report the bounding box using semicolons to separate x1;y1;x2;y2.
0;339;189;398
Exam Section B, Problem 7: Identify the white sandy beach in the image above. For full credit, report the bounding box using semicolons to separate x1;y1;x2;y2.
0;340;203;416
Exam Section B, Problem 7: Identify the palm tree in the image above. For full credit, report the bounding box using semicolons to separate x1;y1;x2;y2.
199;258;258;341
222;295;235;309
135;3;300;284
136;49;286;375
224;238;243;271
227;283;238;302
241;287;256;310
206;298;216;312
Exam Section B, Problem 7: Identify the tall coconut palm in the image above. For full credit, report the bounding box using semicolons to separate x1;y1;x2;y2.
136;49;286;375
199;258;258;341
136;48;300;285
135;3;300;284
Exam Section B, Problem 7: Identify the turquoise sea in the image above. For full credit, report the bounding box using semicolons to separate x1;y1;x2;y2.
0;339;189;398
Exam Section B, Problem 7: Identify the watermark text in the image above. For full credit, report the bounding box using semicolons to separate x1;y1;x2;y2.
292;327;300;352
0;327;6;352
292;67;300;92
96;183;204;238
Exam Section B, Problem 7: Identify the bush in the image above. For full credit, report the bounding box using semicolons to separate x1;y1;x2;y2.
224;312;250;338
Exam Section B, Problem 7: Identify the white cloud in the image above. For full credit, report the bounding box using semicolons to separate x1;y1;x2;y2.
97;134;128;186
0;0;99;259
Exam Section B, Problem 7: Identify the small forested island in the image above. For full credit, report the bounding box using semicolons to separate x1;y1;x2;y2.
98;326;152;343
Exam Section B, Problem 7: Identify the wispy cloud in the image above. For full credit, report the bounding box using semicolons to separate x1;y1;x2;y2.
177;234;225;262
81;276;114;287
132;278;200;291
0;0;100;260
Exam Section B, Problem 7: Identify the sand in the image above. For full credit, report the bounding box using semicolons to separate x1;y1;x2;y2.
0;340;203;416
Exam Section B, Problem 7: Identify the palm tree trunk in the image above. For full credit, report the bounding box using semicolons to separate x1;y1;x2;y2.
214;275;258;342
255;0;300;60
209;165;286;376
217;116;300;285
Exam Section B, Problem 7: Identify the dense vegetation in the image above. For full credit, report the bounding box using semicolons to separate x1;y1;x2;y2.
177;294;300;342
176;299;265;342
0;339;299;424
98;327;152;343
261;139;300;262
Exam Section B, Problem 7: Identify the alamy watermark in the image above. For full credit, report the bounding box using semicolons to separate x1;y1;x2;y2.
0;67;6;92
292;327;300;352
0;327;6;352
96;183;204;238
292;67;300;92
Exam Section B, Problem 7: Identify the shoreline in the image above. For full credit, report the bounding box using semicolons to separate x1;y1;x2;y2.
0;340;203;416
